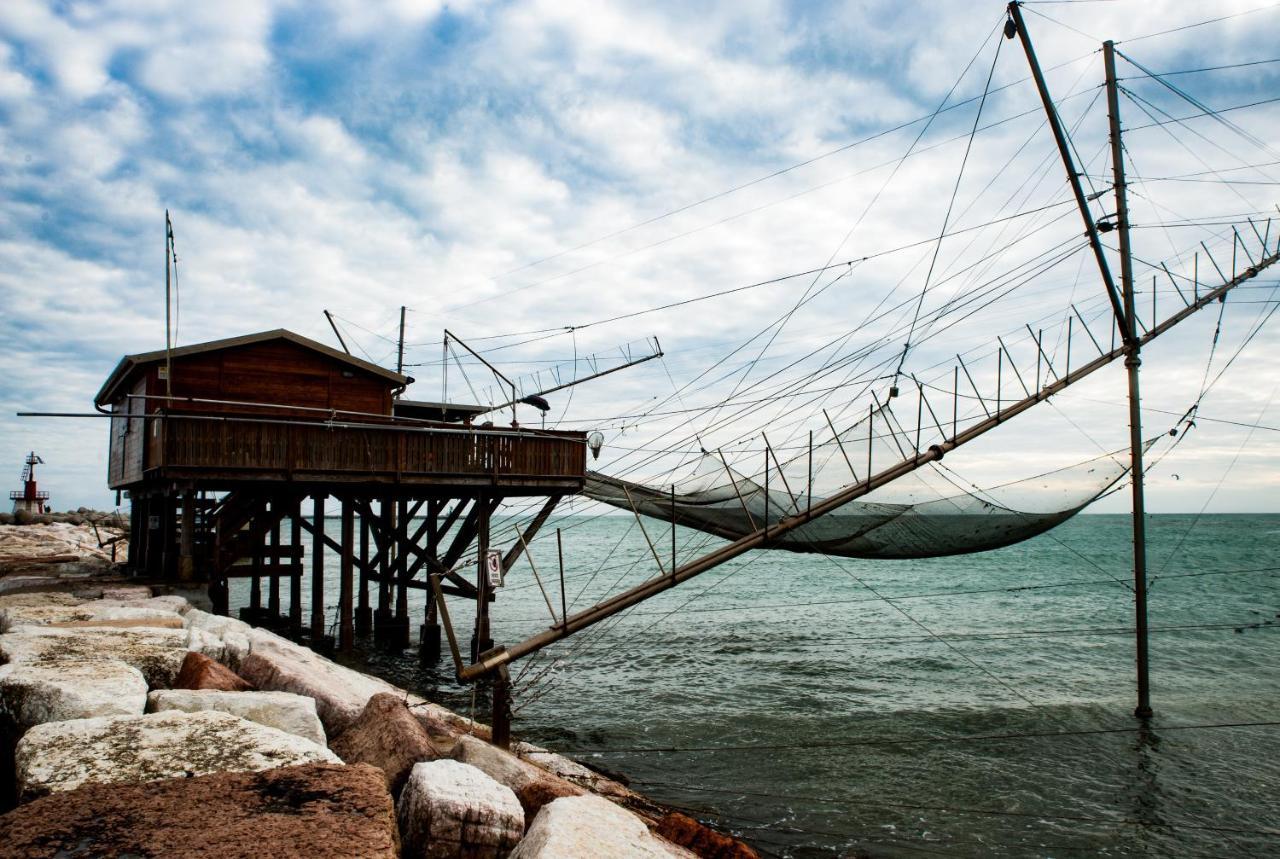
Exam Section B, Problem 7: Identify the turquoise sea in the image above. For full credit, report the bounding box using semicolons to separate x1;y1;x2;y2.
243;513;1280;857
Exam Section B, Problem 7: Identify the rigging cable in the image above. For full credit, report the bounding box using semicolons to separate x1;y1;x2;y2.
895;35;1004;386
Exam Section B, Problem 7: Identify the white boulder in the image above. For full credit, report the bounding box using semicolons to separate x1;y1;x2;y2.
452;734;582;817
147;689;327;747
99;585;154;601
0;626;191;687
14;709;340;801
184;609;253;669
0;659;148;731
397;759;524;859
185;626;229;665
511;795;690;859
0;591;86;608
95;594;191;615
238;629;401;735
0;603;183;633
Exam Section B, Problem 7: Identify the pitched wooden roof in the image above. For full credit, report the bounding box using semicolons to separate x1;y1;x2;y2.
94;329;410;405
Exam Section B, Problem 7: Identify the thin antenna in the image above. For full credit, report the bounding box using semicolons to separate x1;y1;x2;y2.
164;210;174;400
324;310;351;354
396;306;406;376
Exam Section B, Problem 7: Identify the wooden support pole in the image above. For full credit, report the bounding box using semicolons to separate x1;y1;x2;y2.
421;499;441;662
268;503;281;619
249;501;262;613
557;528;568;629
356;506;371;634
179;489;195;582
161;494;177;581
376;497;391;638
472;496;493;661
289;497;302;631
339;496;355;653
311;493;326;644
395;498;410;624
492;665;512;750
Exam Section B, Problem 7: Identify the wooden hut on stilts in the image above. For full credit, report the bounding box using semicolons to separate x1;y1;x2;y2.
94;328;585;663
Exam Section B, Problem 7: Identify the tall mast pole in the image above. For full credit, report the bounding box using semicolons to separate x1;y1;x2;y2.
1104;40;1152;719
396;306;406;375
1006;2;1128;332
396;305;407;402
164;210;173;400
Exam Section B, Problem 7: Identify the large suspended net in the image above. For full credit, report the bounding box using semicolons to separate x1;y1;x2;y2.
585;401;1148;560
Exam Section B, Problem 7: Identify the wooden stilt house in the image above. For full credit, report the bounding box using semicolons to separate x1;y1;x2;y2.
95;329;586;655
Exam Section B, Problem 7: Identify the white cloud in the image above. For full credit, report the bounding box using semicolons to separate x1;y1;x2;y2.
0;0;1278;513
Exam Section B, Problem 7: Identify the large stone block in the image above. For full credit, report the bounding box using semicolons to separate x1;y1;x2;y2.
0;762;399;858
655;813;761;859
184;609;253;668
148;689;327;747
0;659;147;732
330;692;441;794
14;709;340;801
186;626;231;665
397;759;523;859
100;585;154;601
239;630;401;735
174;651;255;692
0;577;62;597
0;602;183;633
404;692;492;744
96;594;192;614
45;616;186;630
0;626;190;687
511;794;692;859
515;741;646;806
452;734;582;820
0;591;86;609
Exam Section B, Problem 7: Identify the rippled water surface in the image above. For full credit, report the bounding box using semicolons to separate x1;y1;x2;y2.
243;513;1280;856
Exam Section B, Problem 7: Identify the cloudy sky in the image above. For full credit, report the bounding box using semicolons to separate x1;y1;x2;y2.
1;0;1278;513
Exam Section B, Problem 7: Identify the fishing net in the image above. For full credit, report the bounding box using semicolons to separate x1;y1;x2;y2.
585;402;1144;560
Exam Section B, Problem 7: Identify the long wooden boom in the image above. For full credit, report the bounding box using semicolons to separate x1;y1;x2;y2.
457;249;1280;680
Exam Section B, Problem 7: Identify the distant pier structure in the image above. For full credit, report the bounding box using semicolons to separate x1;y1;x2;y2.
95;329;586;658
10;451;51;515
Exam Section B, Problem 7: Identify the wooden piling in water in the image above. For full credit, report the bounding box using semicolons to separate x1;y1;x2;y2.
340;496;355;652
356;509;371;635
289;496;302;631
268;506;281;619
311;493;326;643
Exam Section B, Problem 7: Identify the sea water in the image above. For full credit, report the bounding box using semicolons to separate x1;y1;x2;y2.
249;513;1280;857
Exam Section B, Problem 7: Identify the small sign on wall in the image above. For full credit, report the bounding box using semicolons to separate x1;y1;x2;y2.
485;550;504;588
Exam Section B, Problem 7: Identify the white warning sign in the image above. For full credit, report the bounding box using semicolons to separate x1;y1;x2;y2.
485;550;504;588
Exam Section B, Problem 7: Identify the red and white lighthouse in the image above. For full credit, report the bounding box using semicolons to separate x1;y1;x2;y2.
10;452;50;515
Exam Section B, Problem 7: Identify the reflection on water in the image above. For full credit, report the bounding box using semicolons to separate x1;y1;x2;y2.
231;513;1280;857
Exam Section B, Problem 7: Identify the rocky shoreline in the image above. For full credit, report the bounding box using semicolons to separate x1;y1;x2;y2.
0;526;755;858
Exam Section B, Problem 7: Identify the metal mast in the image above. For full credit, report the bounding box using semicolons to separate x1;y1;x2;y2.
164;211;174;400
396;305;406;377
1008;1;1153;719
1105;39;1153;720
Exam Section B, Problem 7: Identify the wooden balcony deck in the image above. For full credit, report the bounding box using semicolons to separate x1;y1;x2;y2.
119;413;586;494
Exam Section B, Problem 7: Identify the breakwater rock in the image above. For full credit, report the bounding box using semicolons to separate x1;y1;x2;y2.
0;578;754;857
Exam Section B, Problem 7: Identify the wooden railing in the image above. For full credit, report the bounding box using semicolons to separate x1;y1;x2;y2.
153;415;586;483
